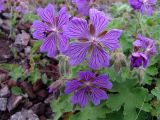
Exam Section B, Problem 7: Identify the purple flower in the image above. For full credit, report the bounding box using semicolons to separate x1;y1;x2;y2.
32;4;69;58
131;34;156;68
134;34;156;56
131;52;148;68
63;8;123;70
0;0;5;13
72;0;96;16
128;0;156;16
64;71;112;107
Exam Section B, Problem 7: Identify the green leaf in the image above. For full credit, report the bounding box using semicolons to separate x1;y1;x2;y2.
51;94;73;120
42;74;49;84
151;87;160;100
31;41;42;54
70;103;106;120
106;79;151;120
106;109;124;120
0;64;19;71
23;13;38;22
29;69;41;84
11;86;23;95
9;66;25;81
144;65;158;84
145;66;158;76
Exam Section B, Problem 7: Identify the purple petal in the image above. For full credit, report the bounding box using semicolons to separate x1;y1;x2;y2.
133;40;142;47
63;17;89;39
0;4;4;12
128;0;142;10
131;52;143;68
32;20;49;32
57;7;69;29
37;4;55;25
32;31;46;40
88;46;110;70
64;42;90;66
90;8;109;36
100;29;123;51
64;80;82;94
78;71;95;81
57;33;69;52
71;88;88;107
93;75;112;89
75;0;90;16
140;4;153;16
90;87;108;106
40;33;57;58
140;53;149;68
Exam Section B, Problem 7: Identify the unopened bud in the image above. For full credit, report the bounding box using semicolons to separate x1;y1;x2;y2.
111;51;127;72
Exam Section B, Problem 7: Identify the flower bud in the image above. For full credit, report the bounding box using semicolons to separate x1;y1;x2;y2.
111;51;127;72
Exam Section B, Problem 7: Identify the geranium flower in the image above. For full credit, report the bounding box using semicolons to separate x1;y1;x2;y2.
128;0;156;15
63;8;123;70
32;4;69;57
64;71;112;107
131;34;156;68
72;0;96;16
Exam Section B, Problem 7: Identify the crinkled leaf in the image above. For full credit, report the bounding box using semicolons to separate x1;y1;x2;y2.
106;79;151;120
51;94;73;120
9;66;25;81
70;103;106;120
29;68;41;84
11;87;23;95
151;87;160;100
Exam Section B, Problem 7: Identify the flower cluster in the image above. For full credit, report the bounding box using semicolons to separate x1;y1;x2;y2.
64;71;112;107
128;0;157;16
32;1;157;108
131;34;156;68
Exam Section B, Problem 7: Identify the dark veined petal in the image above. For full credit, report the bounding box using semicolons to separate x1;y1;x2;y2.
40;33;57;58
71;88;88;107
57;7;69;29
32;31;46;40
88;46;110;70
99;29;123;51
32;20;48;32
90;87;108;106
64;42;90;66
89;8;109;36
63;17;90;39
37;3;55;25
78;71;95;81
93;75;112;89
64;80;82;94
57;33;69;52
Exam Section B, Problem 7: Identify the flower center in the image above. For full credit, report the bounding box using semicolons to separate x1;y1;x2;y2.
90;36;99;45
84;81;92;86
51;27;58;33
143;0;148;4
